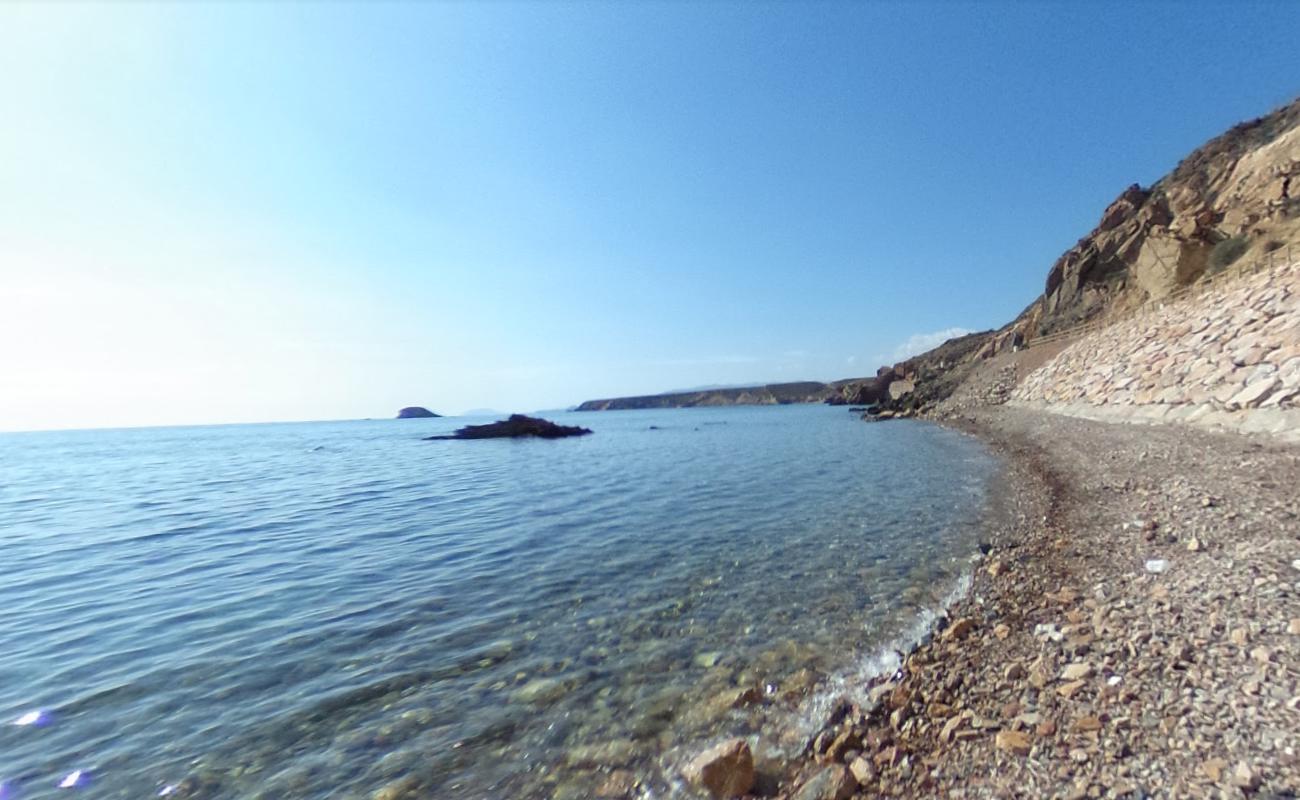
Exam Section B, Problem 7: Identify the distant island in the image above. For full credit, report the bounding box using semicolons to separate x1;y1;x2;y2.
396;406;440;419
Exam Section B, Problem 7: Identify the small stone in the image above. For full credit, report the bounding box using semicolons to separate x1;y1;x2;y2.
926;702;954;719
1004;663;1026;681
1231;762;1261;792
1231;628;1250;646
694;652;722;669
1203;758;1227;782
943;618;977;641
1060;663;1093;681
1144;559;1169;574
994;623;1011;640
1072;716;1102;732
512;677;570;706
684;739;755;799
1057;680;1086;699
1251;646;1273;665
792;765;857;800
1036;719;1057;737
848;755;875;785
995;729;1032;756
939;715;965;744
1202;496;1216;507
1288;619;1300;635
889;705;911;730
1187;537;1203;552
595;771;637;798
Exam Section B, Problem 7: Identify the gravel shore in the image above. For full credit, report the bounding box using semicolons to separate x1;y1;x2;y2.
775;406;1300;799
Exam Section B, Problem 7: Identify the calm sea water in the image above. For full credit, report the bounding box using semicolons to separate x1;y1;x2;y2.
0;406;997;799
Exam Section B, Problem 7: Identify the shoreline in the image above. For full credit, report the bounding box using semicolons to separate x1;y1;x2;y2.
763;406;1300;799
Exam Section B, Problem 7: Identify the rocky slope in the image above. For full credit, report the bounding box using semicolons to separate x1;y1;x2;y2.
872;96;1300;417
576;381;865;411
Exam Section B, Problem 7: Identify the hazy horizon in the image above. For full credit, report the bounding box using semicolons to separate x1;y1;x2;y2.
4;2;1299;432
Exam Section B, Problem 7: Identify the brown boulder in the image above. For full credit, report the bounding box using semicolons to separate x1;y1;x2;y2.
793;765;857;800
684;739;754;799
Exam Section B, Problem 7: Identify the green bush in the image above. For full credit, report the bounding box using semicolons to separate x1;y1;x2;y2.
1208;236;1249;273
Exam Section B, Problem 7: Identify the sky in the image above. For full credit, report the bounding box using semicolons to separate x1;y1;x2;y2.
2;2;1298;431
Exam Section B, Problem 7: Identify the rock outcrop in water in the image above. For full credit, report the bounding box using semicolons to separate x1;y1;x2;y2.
424;414;592;440
395;406;440;419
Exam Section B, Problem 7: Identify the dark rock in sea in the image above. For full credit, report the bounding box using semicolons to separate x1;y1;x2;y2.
425;414;592;441
396;406;440;419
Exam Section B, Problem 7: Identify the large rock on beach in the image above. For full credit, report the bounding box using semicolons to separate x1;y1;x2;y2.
395;406;439;418
424;414;592;440
683;739;754;799
792;764;857;800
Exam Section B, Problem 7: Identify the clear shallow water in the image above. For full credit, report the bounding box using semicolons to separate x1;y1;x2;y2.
0;406;997;799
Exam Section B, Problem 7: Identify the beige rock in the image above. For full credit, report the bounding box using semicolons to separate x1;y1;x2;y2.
1060;662;1093;681
995;729;1032;756
1231;762;1261;791
847;755;875;785
792;765;857;800
943;617;977;641
684;739;755;799
1057;680;1087;699
595;770;637;798
939;715;965;743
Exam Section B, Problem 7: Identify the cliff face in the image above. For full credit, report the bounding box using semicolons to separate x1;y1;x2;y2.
1012;98;1300;344
878;97;1300;416
576;381;853;411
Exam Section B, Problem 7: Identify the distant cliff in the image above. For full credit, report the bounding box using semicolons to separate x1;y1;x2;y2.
576;381;862;411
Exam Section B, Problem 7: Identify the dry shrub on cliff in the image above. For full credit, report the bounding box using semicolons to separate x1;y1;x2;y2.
1208;235;1249;274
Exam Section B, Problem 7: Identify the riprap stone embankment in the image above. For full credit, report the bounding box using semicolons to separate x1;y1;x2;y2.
1012;259;1300;442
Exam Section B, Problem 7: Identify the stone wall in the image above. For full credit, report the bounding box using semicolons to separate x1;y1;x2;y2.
1011;259;1300;441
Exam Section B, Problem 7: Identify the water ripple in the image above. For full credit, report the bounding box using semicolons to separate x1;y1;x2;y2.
0;408;997;799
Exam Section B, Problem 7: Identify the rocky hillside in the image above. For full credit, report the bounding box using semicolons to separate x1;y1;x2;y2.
874;96;1300;416
1012;96;1300;343
576;381;862;411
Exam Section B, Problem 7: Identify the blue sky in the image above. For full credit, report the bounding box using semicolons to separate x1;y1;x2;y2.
2;2;1298;430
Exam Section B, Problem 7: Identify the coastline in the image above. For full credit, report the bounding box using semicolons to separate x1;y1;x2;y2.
767;406;1300;799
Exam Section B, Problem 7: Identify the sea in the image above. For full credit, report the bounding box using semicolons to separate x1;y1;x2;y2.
0;405;999;799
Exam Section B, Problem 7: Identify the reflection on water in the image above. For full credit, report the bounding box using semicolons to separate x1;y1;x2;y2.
0;407;996;799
